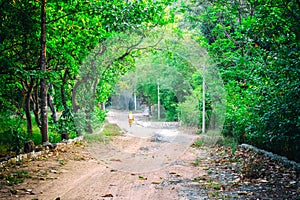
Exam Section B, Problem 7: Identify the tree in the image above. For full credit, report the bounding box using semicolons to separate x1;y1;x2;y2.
70;1;175;133
40;0;48;143
0;0;176;146
184;0;300;161
0;1;40;136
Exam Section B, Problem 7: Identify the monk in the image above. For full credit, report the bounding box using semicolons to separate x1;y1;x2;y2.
128;111;134;127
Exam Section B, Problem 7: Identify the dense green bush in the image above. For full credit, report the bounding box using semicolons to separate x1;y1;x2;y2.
177;95;200;127
0;113;27;155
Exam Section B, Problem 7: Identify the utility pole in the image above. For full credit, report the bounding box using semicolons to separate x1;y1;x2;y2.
134;91;137;111
202;65;205;134
158;82;160;120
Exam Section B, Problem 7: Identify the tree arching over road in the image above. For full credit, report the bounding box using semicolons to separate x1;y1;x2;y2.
0;0;175;151
0;0;299;163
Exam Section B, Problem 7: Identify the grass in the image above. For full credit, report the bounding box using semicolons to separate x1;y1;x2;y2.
192;136;223;148
207;181;221;190
191;138;205;148
0;124;77;158
193;157;202;166
58;159;65;165
0;170;29;186
101;122;124;136
217;136;238;148
192;130;238;153
26;127;77;145
84;121;123;143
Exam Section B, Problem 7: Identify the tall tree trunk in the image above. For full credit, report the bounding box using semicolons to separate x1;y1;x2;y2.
72;79;84;113
48;84;57;123
85;110;93;134
72;78;86;136
83;77;98;134
24;100;33;135
24;79;34;135
47;92;57;123
40;0;48;143
32;82;41;127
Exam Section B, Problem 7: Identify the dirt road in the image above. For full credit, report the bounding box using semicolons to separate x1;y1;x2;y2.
19;110;205;200
92;110;197;172
2;110;299;199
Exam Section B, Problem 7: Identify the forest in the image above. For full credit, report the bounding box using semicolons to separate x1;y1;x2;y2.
0;0;299;164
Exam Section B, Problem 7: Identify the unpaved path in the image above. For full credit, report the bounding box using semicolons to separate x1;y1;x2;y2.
18;110;205;200
91;110;197;172
2;110;299;199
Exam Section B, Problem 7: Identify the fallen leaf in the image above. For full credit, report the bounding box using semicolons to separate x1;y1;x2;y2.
238;191;248;195
193;177;206;182
169;180;181;183
138;176;147;180
151;181;161;184
101;194;113;197
110;158;121;162
285;185;292;188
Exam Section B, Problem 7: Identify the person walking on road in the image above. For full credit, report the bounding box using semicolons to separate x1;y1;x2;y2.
128;111;134;127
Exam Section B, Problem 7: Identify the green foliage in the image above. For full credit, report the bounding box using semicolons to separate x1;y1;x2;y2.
191;138;205;148
0;0;175;148
177;95;200;127
94;107;108;125
0;113;27;155
186;0;300;161
27;132;42;147
48;131;62;144
132;42;199;122
193;157;202;166
160;89;178;121
56;107;76;135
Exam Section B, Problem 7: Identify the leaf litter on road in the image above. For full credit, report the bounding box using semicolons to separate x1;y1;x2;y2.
165;145;299;199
